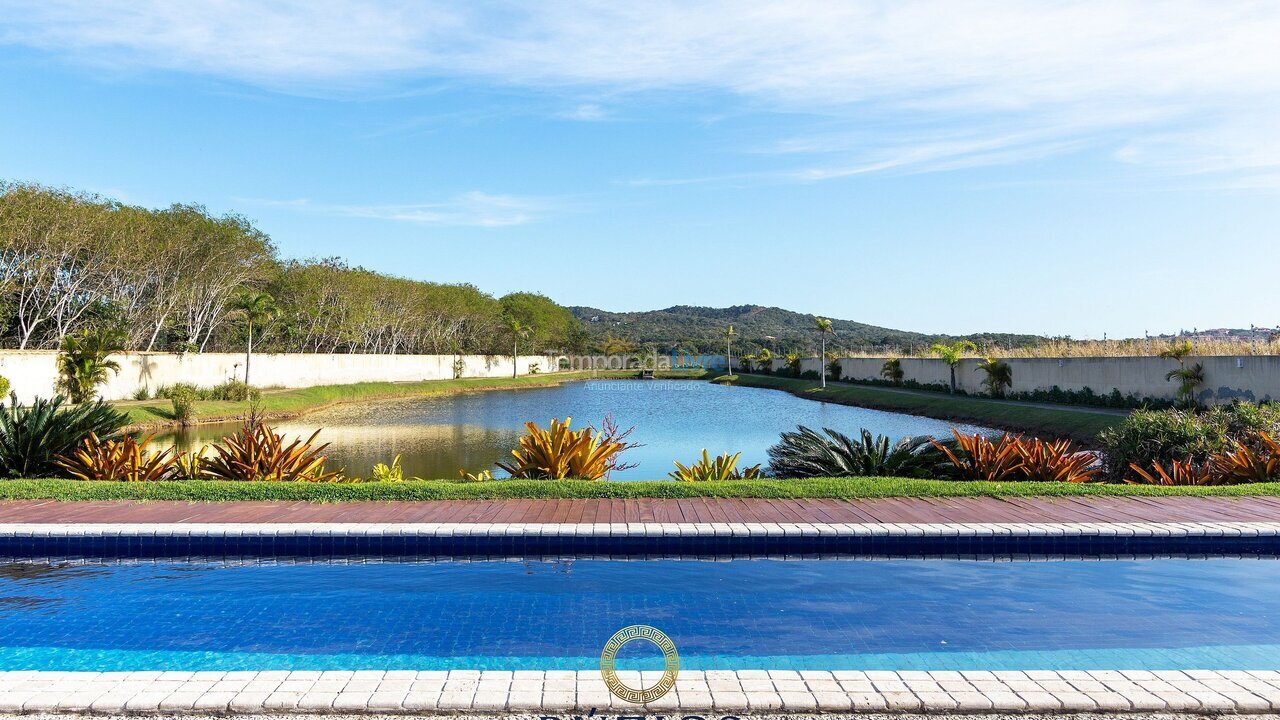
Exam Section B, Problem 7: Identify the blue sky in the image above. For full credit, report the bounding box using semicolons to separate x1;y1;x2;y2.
1;1;1278;338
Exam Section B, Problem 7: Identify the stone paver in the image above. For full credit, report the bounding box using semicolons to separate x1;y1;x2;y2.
0;669;1276;713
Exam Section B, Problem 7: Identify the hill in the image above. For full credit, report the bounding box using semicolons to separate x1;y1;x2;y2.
568;305;1043;354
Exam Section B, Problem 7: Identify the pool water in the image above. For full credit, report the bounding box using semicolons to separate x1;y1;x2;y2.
1;558;1278;671
157;380;992;480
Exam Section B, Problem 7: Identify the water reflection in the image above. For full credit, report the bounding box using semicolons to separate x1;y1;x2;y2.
156;380;992;480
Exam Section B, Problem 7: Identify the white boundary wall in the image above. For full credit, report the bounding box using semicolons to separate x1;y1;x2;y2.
782;355;1280;405
0;351;559;403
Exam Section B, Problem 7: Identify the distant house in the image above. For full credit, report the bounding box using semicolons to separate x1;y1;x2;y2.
590;315;600;323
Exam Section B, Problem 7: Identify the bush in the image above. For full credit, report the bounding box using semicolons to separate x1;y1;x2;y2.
1097;402;1280;480
202;422;342;482
496;417;638;480
669;449;762;481
55;433;177;482
0;395;128;477
767;426;945;479
131;387;151;401
208;380;251;402
169;384;199;425
799;370;821;380
932;431;1023;482
0;375;9;400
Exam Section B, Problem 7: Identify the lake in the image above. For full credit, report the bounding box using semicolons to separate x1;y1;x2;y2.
159;379;991;480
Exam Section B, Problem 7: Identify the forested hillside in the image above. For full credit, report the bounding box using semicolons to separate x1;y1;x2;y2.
570;305;1044;354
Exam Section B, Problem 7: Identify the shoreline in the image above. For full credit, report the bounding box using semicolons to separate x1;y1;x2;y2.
119;370;709;433
714;373;1125;444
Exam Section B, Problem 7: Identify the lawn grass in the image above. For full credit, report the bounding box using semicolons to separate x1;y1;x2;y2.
717;373;1124;443
119;369;709;429
1;477;1277;501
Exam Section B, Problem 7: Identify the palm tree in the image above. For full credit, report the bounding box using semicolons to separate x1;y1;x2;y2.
507;319;531;378
1167;362;1205;407
1158;340;1199;407
975;356;1013;398
227;291;279;386
757;347;773;373
929;340;978;394
724;325;737;375
55;328;124;403
881;358;904;386
814;317;834;387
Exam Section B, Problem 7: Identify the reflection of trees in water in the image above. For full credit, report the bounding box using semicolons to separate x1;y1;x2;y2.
157;423;520;479
0;563;106;612
0;562;82;581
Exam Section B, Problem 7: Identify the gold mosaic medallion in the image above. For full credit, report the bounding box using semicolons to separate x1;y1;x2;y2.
599;625;680;703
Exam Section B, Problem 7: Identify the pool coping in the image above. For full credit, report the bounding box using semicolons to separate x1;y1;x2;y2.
3;522;1280;560
0;669;1278;715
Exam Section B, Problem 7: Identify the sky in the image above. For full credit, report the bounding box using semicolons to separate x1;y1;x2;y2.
1;1;1278;339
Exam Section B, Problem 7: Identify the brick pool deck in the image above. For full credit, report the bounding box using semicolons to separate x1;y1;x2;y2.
2;495;1278;524
1;496;1278;715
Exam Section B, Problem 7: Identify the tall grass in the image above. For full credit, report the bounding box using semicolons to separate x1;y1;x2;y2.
836;337;1280;359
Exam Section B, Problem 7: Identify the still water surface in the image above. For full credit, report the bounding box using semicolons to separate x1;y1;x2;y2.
0;558;1276;670
160;379;990;480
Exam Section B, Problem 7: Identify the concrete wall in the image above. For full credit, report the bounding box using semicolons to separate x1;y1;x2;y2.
0;351;559;403
807;355;1280;405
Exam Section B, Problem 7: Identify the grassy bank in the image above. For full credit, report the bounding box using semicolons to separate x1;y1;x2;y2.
716;373;1124;443
1;477;1277;501
120;369;709;429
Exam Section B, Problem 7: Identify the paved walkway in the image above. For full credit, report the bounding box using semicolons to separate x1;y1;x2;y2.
2;496;1278;525
1;669;1278;714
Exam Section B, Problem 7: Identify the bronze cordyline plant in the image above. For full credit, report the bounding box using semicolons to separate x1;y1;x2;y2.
496;417;636;480
55;432;176;482
200;421;342;482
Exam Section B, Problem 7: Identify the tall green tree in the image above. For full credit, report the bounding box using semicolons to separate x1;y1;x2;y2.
724;325;737;375
498;292;578;353
227;292;279;386
814;317;834;387
929;340;978;394
505;319;530;377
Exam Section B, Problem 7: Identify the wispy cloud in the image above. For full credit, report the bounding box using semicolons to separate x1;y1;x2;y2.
557;103;608;121
241;191;554;227
4;0;1280;185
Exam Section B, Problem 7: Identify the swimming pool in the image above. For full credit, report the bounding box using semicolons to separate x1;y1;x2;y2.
2;557;1278;672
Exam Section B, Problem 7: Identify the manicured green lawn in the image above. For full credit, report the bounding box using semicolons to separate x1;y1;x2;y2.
1;477;1276;501
120;369;708;428
717;373;1124;443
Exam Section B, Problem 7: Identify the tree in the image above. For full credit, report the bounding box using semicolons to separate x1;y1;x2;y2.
975;356;1013;398
881;358;904;386
506;318;530;378
814;317;834;387
724;325;737;375
930;340;978;394
498;292;578;353
1167;363;1205;407
55;327;123;403
227;291;279;386
756;347;773;371
598;331;636;355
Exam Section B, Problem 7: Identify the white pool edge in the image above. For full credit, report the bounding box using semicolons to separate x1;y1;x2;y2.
0;669;1277;714
2;521;1279;538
